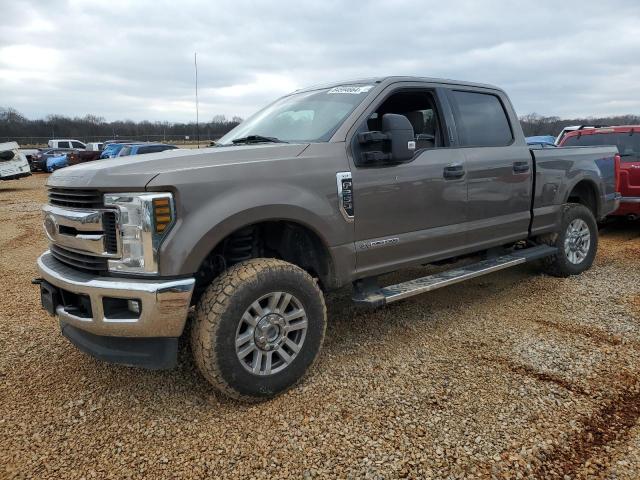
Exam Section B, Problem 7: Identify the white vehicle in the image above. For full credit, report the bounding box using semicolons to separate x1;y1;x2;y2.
0;142;31;181
47;139;86;150
85;142;104;151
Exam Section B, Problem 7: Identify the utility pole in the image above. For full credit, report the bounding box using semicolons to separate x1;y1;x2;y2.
194;52;200;148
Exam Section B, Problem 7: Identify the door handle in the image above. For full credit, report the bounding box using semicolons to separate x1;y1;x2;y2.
443;164;465;179
513;161;530;173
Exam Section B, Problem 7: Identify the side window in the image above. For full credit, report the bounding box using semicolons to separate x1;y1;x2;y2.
58;141;70;148
562;134;605;147
367;90;444;150
451;91;513;147
563;133;640;162
71;141;84;148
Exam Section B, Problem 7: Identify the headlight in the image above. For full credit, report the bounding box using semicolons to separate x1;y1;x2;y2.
104;192;175;275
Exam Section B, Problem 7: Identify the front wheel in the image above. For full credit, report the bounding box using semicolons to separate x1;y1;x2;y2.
538;203;598;277
191;258;326;401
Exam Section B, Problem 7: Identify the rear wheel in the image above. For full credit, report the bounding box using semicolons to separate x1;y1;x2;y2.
539;203;598;277
191;258;326;401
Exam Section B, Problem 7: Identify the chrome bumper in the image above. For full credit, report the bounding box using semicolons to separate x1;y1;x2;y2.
37;251;194;337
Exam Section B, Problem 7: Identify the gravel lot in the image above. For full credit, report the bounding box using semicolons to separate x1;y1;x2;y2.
1;174;639;479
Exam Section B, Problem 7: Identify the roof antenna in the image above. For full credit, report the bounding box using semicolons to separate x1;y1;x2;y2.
194;52;200;149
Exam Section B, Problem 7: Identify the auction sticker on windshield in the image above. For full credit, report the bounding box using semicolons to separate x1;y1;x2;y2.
327;85;374;94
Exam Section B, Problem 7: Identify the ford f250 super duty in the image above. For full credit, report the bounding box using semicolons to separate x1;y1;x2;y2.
35;77;621;401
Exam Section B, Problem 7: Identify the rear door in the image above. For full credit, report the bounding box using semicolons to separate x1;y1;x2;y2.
446;88;533;249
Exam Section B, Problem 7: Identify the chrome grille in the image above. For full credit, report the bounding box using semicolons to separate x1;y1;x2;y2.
48;188;103;209
45;189;120;271
50;245;108;272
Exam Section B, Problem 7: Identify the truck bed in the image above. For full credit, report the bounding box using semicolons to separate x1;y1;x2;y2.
529;145;619;236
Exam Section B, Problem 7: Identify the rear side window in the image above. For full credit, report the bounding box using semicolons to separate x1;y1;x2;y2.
451;91;513;147
137;146;166;154
58;141;70;148
151;145;177;153
563;132;640;162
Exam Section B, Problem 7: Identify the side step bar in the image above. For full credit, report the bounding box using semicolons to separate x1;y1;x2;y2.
352;244;557;307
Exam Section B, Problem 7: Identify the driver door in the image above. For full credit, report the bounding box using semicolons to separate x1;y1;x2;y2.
349;85;469;277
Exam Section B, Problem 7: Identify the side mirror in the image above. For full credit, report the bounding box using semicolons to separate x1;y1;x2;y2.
382;113;415;162
0;150;15;161
357;113;415;164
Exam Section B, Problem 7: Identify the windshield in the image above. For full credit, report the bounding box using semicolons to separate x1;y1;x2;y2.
217;84;375;145
563;131;640;162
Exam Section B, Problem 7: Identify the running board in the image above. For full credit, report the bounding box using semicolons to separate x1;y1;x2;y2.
352;245;557;307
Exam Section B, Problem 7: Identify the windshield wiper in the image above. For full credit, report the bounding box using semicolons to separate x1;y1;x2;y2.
231;135;287;145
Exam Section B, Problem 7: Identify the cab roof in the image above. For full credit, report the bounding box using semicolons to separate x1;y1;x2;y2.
293;76;504;95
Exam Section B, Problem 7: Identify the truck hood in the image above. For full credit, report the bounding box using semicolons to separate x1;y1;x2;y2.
46;143;310;189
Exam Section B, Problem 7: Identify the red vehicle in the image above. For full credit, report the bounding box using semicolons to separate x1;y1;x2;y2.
560;126;640;220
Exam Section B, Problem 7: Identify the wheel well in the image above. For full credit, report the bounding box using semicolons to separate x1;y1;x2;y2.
567;180;598;218
192;221;333;303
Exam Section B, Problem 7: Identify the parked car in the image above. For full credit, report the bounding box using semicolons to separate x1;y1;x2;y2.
67;150;102;166
117;143;178;157
48;139;86;150
46;154;69;172
20;148;41;166
526;135;557;148
0;142;31;181
36;76;620;401
559;126;639;220
103;139;134;145
100;142;137;159
30;149;76;172
85;142;104;152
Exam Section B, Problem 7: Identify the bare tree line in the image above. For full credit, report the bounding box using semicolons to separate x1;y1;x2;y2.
0;107;242;145
2;107;639;145
520;113;640;137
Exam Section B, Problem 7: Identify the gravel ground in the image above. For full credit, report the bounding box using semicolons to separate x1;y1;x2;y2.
1;174;639;479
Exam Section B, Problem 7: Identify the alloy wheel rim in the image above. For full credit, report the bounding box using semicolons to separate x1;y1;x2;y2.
235;291;308;376
564;218;591;265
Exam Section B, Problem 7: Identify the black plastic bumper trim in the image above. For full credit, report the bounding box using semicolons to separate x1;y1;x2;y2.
1;171;31;180
60;321;178;370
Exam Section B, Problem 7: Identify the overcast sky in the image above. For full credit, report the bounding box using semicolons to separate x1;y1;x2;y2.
1;0;639;122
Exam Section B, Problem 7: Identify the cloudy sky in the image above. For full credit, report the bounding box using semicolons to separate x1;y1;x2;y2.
1;0;639;122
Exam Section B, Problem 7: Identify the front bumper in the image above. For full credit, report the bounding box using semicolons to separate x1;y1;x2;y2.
0;171;31;180
37;251;195;338
60;321;179;369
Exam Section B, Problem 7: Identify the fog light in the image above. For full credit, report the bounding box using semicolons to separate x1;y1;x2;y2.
127;300;141;315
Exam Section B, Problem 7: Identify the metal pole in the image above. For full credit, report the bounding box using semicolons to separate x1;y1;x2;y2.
194;52;200;149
